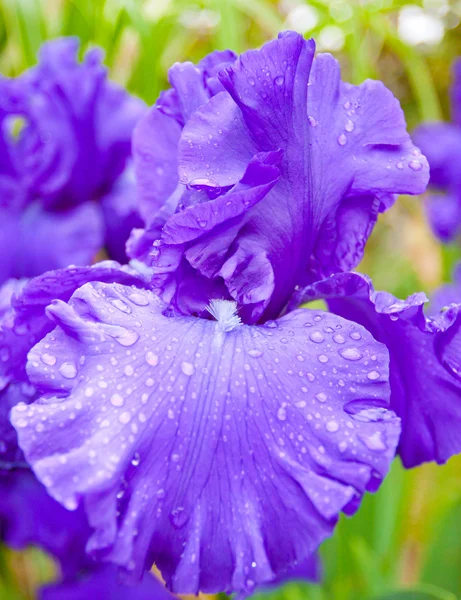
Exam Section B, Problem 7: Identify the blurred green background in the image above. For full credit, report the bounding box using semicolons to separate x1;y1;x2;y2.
1;0;461;599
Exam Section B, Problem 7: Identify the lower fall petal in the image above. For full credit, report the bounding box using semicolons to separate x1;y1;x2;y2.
299;272;461;468
13;282;398;595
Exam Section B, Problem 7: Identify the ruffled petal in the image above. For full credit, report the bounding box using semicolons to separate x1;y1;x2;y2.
145;32;428;322
14;282;399;595
297;272;461;467
0;262;147;383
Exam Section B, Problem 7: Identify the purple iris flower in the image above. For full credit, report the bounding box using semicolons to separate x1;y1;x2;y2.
6;32;429;596
0;276;173;600
294;271;461;468
0;38;145;284
413;59;461;242
430;263;461;312
130;32;428;323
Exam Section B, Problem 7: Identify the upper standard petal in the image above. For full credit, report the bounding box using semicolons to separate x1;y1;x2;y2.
135;32;428;323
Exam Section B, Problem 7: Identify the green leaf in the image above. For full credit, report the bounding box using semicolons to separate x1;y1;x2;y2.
373;584;457;600
422;500;461;595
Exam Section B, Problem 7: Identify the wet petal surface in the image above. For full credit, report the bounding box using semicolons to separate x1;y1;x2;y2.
299;272;461;467
13;283;398;595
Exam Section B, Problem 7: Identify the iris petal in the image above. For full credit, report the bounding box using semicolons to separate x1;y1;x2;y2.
299;272;461;467
13;282;399;595
136;32;428;323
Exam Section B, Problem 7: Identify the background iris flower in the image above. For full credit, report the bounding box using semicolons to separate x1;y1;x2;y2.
414;60;461;243
0;38;145;283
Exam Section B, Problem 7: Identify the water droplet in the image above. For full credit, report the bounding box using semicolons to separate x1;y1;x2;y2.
318;354;328;363
248;77;255;86
345;119;355;132
367;370;380;381
274;75;285;86
337;133;347;146
181;362;195;376
124;365;134;376
296;354;304;362
360;431;387;452
131;452;140;466
340;348;362;361
316;392;327;403
333;333;345;344
396;162;404;170
248;349;263;358
41;353;56;366
110;298;131;314
338;441;347;452
145;351;159;366
347;403;393;423
277;406;287;421
128;292;149;306
119;411;131;424
409;160;422;171
0;347;10;362
310;331;325;343
350;332;361;340
170;506;188;528
59;362;77;379
308;116;317;127
326;421;339;432
110;393;124;407
111;327;139;347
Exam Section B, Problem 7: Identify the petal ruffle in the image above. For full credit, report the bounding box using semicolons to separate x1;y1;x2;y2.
144;31;428;322
0;262;147;383
14;282;398;595
297;272;461;467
